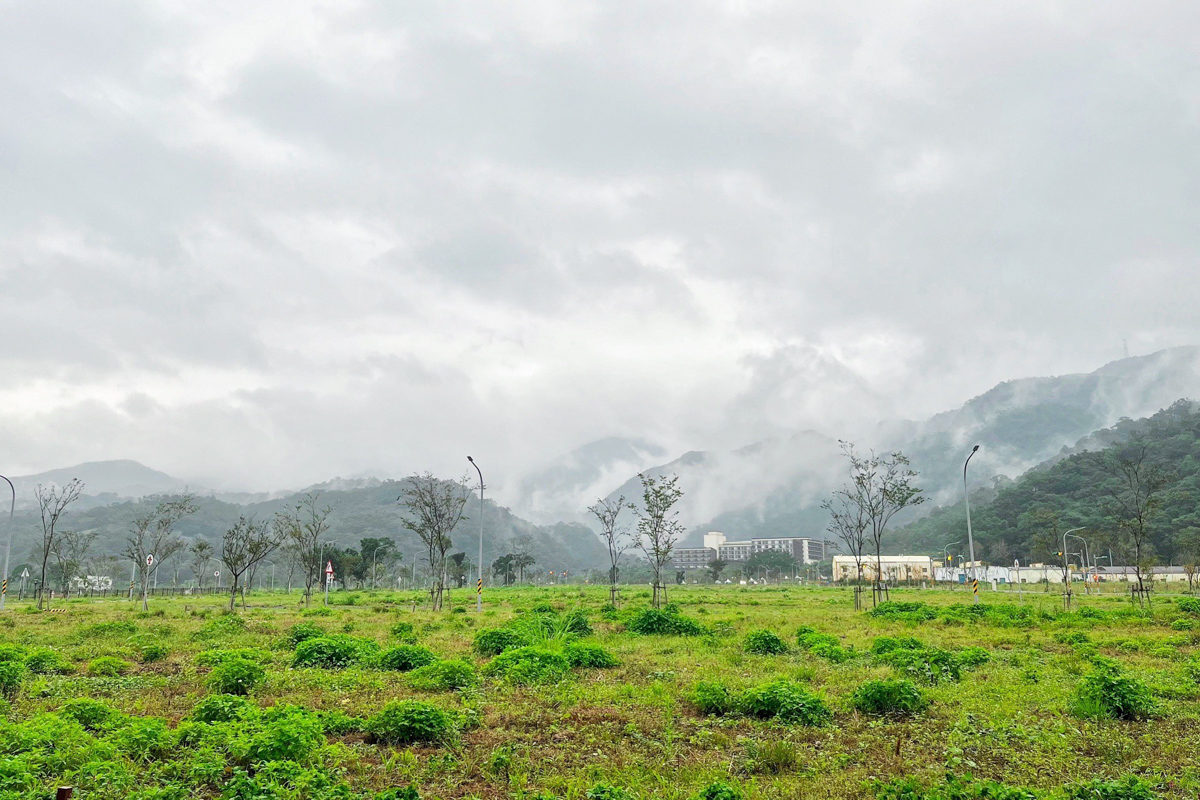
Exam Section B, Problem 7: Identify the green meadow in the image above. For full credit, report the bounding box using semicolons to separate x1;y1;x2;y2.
0;584;1196;800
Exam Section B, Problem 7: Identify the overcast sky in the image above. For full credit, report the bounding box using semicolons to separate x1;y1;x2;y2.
3;1;1200;496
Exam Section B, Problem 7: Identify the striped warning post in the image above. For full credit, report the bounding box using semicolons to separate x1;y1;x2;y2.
971;579;979;597
476;578;483;593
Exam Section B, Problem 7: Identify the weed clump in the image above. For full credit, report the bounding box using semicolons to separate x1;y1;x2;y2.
472;628;529;656
484;647;571;685
377;645;438;672
286;622;326;648
692;680;736;715
1176;597;1200;616
563;642;620;668
796;627;852;662
626;607;703;636
87;656;132;677
1073;658;1156;720
245;705;325;762
694;781;744;800
208;658;267;695
24;648;74;675
868;601;938;622
190;694;254;723
587;783;635;800
851;679;928;717
738;680;831;726
390;621;417;641
744;629;788;655
408;659;478;691
366;700;455;745
196;648;272;667
60;698;118;730
292;635;377;669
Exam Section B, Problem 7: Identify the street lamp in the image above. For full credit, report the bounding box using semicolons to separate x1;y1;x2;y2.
0;475;13;610
963;445;981;604
467;456;484;613
1065;531;1090;593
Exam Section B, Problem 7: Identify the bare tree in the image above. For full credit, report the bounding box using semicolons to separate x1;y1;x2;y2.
632;473;685;609
124;495;198;611
1095;443;1168;604
1177;527;1200;595
51;529;97;597
274;493;332;607
398;473;469;611
835;442;925;605
221;516;284;611
822;487;869;609
190;540;214;590
510;534;536;582
34;479;84;609
589;495;630;606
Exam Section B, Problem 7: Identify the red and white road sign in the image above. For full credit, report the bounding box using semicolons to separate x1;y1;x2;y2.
325;561;334;576
146;554;154;566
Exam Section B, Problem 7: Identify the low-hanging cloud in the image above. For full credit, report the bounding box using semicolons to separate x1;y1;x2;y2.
3;1;1200;506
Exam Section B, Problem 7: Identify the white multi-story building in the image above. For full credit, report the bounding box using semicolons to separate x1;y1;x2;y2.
833;555;936;583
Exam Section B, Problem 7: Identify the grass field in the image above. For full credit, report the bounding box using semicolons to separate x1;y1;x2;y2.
0;583;1196;799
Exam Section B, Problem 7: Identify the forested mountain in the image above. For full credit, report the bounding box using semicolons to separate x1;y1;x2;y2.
888;400;1200;564
3;479;608;583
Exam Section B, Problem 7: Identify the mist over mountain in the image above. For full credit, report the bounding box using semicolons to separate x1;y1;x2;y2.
570;346;1200;545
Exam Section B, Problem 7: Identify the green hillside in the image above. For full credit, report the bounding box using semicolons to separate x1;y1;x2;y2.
889;400;1200;565
3;479;608;583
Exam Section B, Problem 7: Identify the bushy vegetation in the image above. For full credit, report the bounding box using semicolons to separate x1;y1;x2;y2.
744;629;788;655
292;635;378;669
484;647;571;685
473;627;529;656
796;626;853;662
377;644;438;672
207;658;267;695
407;659;478;691
563;642;620;668
626;606;704;636
366;700;455;745
851;679;928;717
86;656;132;677
1072;658;1157;720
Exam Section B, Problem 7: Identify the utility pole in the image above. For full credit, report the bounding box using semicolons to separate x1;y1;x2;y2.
963;445;981;604
468;456;484;613
0;475;14;610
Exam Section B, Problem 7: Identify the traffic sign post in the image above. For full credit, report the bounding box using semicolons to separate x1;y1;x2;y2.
324;561;334;606
21;568;29;601
215;570;221;590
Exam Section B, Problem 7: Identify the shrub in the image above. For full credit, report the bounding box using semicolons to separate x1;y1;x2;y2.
23;648;74;675
377;645;437;672
0;645;24;663
377;787;421;800
626;607;703;636
851;679;928;717
111;716;175;761
390;621;416;641
365;700;454;745
196;648;273;667
472;628;529;656
60;698;118;730
1177;597;1200;616
292;635;375;669
563;642;620;668
797;629;852;662
318;709;365;735
694;782;743;800
692;680;736;715
745;629;788;655
874;775;1039;799
738;680;831;725
138;643;169;663
587;783;635;800
286;622;326;648
191;694;254;723
1064;776;1158;800
408;659;478;691
1073;659;1156;721
208;658;267;695
87;656;132;677
246;706;325;763
485;647;571;685
957;646;990;669
878;647;961;685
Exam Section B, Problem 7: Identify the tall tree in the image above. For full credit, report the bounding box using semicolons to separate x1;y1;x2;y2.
190;540;214;590
50;528;96;597
492;554;516;586
274;493;332;607
34;479;84;609
706;558;728;582
221;516;284;611
632;473;685;609
124;495;198;611
835;442;924;605
1095;443;1169;603
509;534;536;582
588;495;630;606
1175;527;1200;595
398;473;469;611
